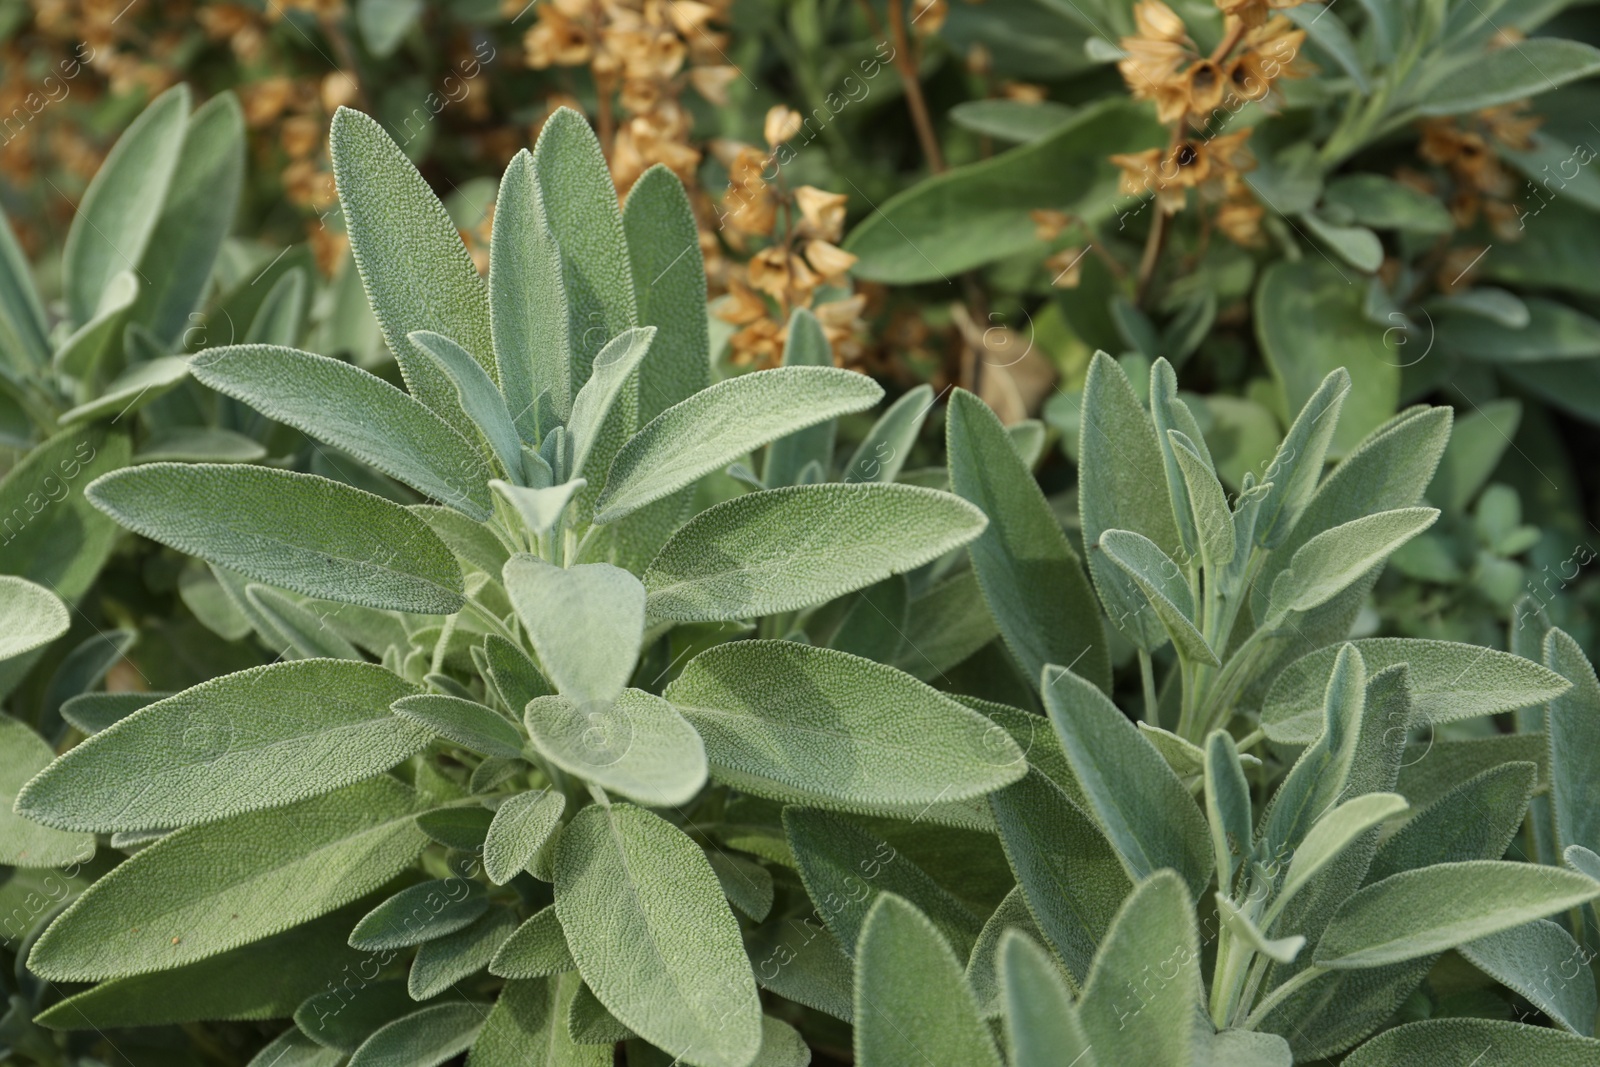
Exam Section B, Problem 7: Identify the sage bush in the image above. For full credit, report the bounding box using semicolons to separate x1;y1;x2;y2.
2;19;1600;1067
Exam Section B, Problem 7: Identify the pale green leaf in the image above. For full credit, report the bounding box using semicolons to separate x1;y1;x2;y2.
624;164;712;424
1263;507;1438;623
348;880;490;951
483;789;565;886
468;976;610;1067
1098;529;1217;666
245;585;363;660
0;204;49;372
1170;430;1234;571
1460;918;1596;1035
1368;762;1535;885
409;906;517;999
53;270;137;380
524;689;706;806
764;309;837;489
491;478;586;539
0;426;130;605
393;693;525;760
503;556;644;708
489;149;569;427
1204;730;1253;889
841;383;932;485
1545;627;1600;860
0;714;94;868
348;1003;487;1067
1343;1019;1600;1066
59;355;189;425
489;906;574;979
1216;895;1304;964
409;330;523;479
0;575;68;661
998;929;1096;1067
1270;793;1409;920
569;326;656;479
1254;368;1348;549
1415;39;1600;115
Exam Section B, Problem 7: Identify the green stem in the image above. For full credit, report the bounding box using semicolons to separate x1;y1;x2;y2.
1240;965;1327;1030
1139;649;1160;727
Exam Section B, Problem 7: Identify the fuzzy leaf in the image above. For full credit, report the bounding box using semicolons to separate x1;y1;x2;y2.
409;907;517;999
1098;529;1217;666
349;880;490;952
86;464;465;614
0;575;69;661
347;1003;486;1067
524;689;706;807
643;483;986;622
17;661;428;832
0;426;130;605
1460;919;1596;1036
1254;368;1349;549
489;149;568;428
841;383;932;485
1415;39;1600;115
1205;730;1253;889
595;367;882;522
624;165;712;423
0;714;94;868
998;930;1096;1067
764;309;837;488
408;330;523;480
553;803;762;1067
502;555;645;708
1264;507;1438;623
1272;793;1409;917
1343;1019;1600;1066
569;326;657;479
483;789;565;886
1545;628;1600;860
489;906;574;979
393;693;525;760
469;976;610;1067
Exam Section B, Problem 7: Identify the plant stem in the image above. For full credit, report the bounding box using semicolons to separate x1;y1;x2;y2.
885;0;945;173
1240;965;1327;1030
1139;649;1160;726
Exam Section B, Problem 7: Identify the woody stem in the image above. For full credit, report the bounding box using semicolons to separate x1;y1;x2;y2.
1210;17;1247;64
885;0;946;173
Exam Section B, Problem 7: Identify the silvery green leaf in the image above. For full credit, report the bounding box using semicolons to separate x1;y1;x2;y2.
553;803;762;1067
409;906;517;1000
410;503;510;577
16;662;429;833
989;768;1130;986
393;693;525;760
1078;871;1204;1067
416;806;493;852
60;691;168;735
0;205;49;372
53;270;138;380
0;714;93;868
1314;861;1600;969
137;427;266;463
1545;628;1600;859
529;108;638;393
490;149;569;427
356;0;422;56
853;894;1003;1067
744;918;855;1022
568;326;656;479
1414;39;1600;115
1460;918;1596;1035
624;164;711;423
469;976;609;1067
408;330;523;480
1254;368;1348;549
826;575;908;665
1150;359;1200;555
1216;894;1304;965
764;308;836;489
666;641;1025;813
524;689;706;807
998;929;1096;1067
1098;529;1217;666
1342;1019;1600;1066
708;851;773;921
947;388;1110;692
489;906;574;979
331;106;495;412
483;789;565;886
481;634;555;711
347;1003;486;1067
133;91;244;346
503;556;644;708
1263;507;1439;624
1041;664;1213;896
1079;352;1180;653
296;977;426;1052
841;383;932;484
59;355;189;426
785;808;983;962
595;367;882;522
189;344;494;519
245;266;307;347
250;1029;344;1067
348;879;490;951
1262;638;1569;743
1169;429;1234;571
0;575;68;661
28;777;426;981
244;585;363;660
567;982;633;1043
1368;762;1535;885
87;464;466;614
63;84;188;328
1568;844;1600;881
1270;793;1409;920
642;483;986;622
1204;730;1253;889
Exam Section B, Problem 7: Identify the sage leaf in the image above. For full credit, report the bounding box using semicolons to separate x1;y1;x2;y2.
347;1002;487;1067
623;164;712;423
17;661;429;832
1415;39;1600;115
841;383;932;485
408;906;517;999
489;148;568;430
408;330;523;479
348;880;490;952
86;464;466;614
1545;628;1600;859
1272;793;1409;918
489;906;574;979
503;556;644;708
482;789;565;885
998;930;1096;1067
553;803;762;1067
1098;529;1217;666
0;714;94;868
393;693;526;760
1459;919;1596;1035
0;575;68;661
568;326;656;479
763;309;837;489
524;689;706;807
469;976;609;1067
642;483;987;622
1263;507;1439;623
1342;1019;1600;1066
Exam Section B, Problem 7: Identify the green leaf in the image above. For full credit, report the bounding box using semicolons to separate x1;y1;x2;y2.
709;851;773;921
1255;260;1397;456
393;693;525;760
1321;177;1450;234
1204;730;1253;889
133;91;245;346
567;982;634;1043
844;99;1162;283
416;805;494;852
745;917;855;1022
568;326;657;481
189;344;495;520
409;906;517;999
1431;397;1520;513
28;777;426;981
297;978;427;1052
60;691;168;735
1263;508;1438;623
0;575;68;661
989;768;1130;986
16;661;428;832
58;354;191;426
841;383;932;485
63;84;189;328
1314;861;1600;969
331;106;494;413
1300;211;1384;272
1343;1019;1600;1066
1440;298;1600;362
503;556;644;708
1079;352;1182;653
489;906;574;979
1169;430;1234;571
1368;762;1535;885
1097;530;1217;666
624;164;712;424
595;367;882;522
0;205;49;372
853;894;1003;1067
948;99;1079;143
1415;39;1600;115
998;930;1096;1067
53;270;138;380
947;388;1110;692
553;803;762;1067
1078;872;1204;1067
1460;918;1596;1035
1262;638;1569;744
764;309;837;489
0;426;130;604
1270;793;1409;920
244;585;363;660
138;427;267;463
1545;628;1600;860
524;689;706;806
0;714;93;868
1042;664;1213;896
249;1030;344;1067
482;634;555;711
667;640;1025;814
347;1003;487;1067
530;108;638;391
468;976;610;1067
786;808;983;962
643;483;986;622
1216;894;1304;965
348;880;490;951
356;0;422;57
483;789;565;886
489;149;569;427
408;330;523;479
86;464;465;614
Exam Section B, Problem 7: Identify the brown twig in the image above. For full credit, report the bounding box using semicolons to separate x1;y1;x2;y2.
885;0;945;173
